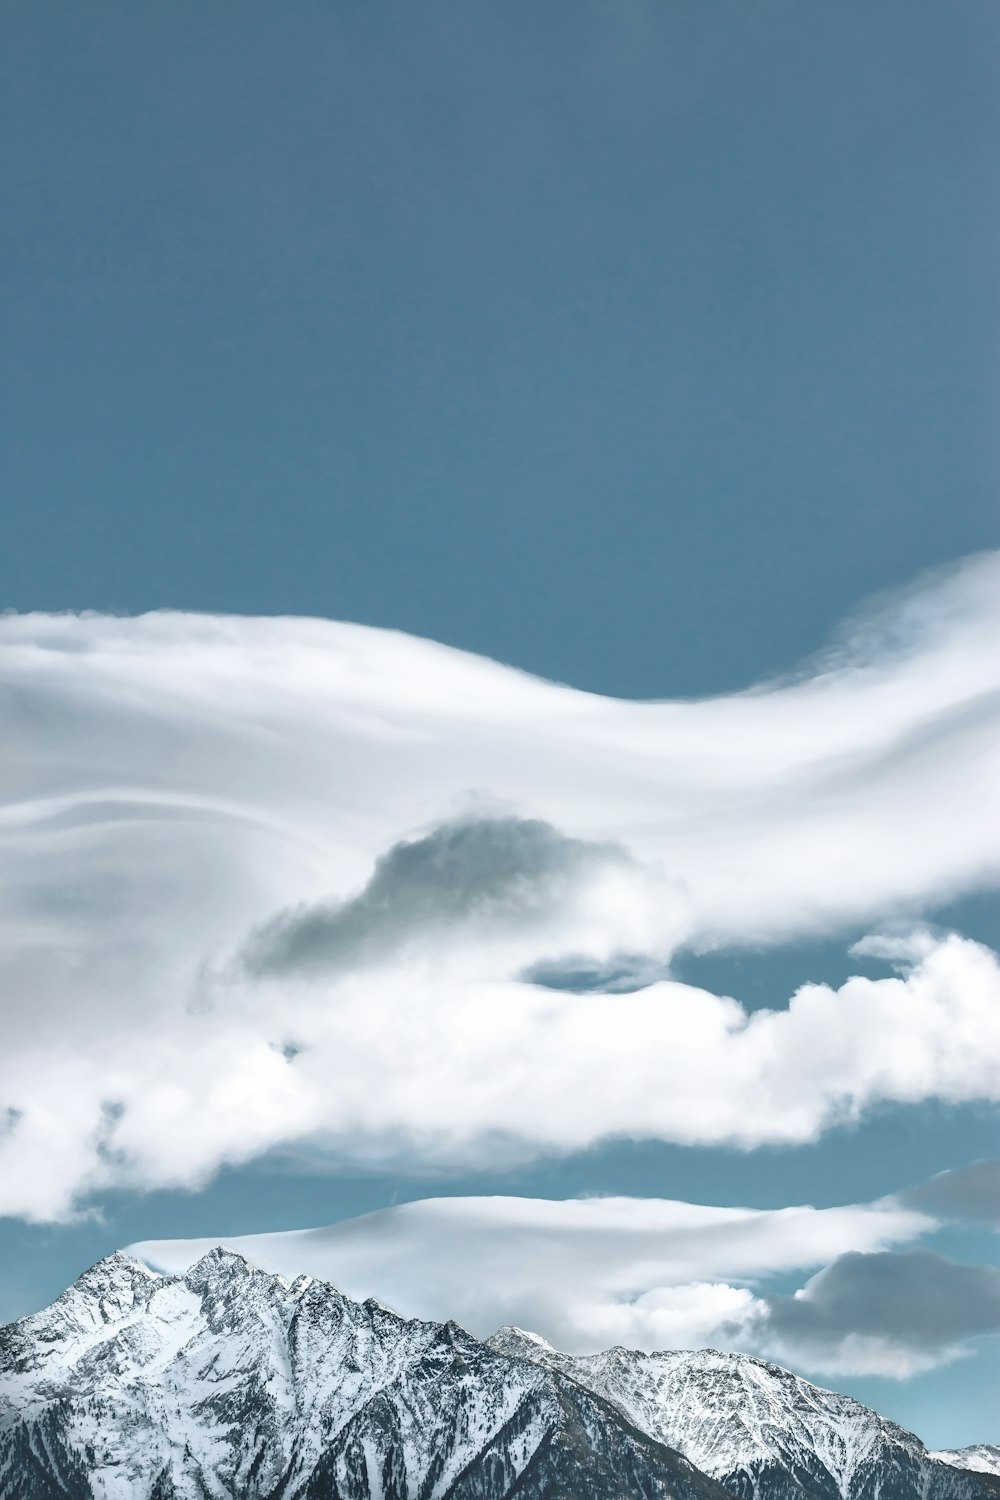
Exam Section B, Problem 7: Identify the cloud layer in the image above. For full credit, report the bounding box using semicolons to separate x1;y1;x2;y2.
0;553;998;1217
131;1190;1000;1378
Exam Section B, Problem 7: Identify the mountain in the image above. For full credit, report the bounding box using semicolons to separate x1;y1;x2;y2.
934;1452;1000;1480
0;1249;727;1500
0;1251;996;1500
487;1328;1000;1500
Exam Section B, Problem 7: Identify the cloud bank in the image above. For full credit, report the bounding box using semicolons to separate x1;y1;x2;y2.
0;553;998;1218
132;1190;1000;1379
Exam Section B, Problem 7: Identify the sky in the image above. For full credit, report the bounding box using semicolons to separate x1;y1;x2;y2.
1;0;999;1453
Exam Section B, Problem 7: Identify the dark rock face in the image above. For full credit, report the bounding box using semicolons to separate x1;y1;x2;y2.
0;1251;996;1500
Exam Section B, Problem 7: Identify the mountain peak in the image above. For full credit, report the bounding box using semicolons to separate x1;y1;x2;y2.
487;1324;557;1356
1;1254;997;1500
182;1244;256;1287
50;1249;159;1316
4;1250;161;1362
75;1248;159;1284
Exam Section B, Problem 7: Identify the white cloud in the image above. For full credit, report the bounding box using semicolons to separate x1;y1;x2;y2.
132;1194;1000;1379
0;554;999;1217
8;924;991;1220
129;1191;932;1369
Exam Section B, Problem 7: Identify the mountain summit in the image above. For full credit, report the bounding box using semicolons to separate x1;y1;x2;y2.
0;1251;996;1500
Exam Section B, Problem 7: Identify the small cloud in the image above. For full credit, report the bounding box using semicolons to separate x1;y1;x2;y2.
243;815;636;977
897;1161;1000;1225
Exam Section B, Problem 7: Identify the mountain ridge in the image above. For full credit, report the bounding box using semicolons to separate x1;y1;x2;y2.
0;1250;996;1500
487;1326;998;1500
933;1451;1000;1481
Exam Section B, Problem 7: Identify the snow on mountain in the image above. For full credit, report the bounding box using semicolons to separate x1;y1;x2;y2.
934;1451;1000;1479
1;1250;998;1500
0;1250;726;1500
487;1328;1000;1500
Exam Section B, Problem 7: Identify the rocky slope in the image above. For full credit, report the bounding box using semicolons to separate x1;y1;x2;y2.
0;1251;996;1500
487;1328;1000;1500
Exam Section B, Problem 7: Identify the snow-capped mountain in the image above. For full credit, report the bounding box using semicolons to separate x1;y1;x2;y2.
488;1329;1000;1500
0;1249;726;1500
934;1451;1000;1480
0;1250;996;1500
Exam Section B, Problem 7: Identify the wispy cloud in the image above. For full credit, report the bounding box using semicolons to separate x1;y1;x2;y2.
0;554;998;1217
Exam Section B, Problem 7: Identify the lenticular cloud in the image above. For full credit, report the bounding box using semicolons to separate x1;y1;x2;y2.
135;1191;993;1378
0;553;998;1219
129;1193;929;1361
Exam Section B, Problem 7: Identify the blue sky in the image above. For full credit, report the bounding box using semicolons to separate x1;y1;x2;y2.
1;0;999;1451
4;0;998;698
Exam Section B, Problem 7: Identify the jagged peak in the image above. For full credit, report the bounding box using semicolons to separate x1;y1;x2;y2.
487;1324;556;1354
442;1317;476;1338
182;1245;257;1287
15;1251;162;1335
178;1247;363;1314
56;1251;160;1306
510;1325;554;1347
80;1249;159;1280
361;1293;402;1318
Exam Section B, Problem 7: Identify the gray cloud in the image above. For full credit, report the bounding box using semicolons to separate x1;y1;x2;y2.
897;1161;1000;1224
765;1249;1000;1357
244;815;630;976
